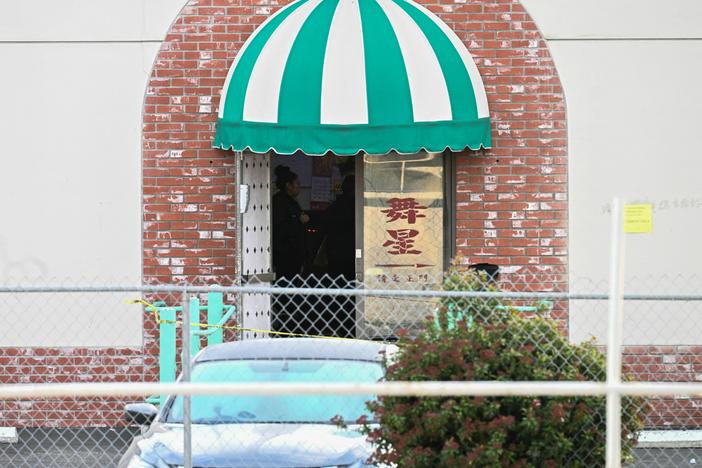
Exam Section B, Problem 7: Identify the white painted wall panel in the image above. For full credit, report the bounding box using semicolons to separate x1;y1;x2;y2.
552;40;702;344
521;0;702;345
521;0;702;39
0;42;160;346
0;0;186;42
570;300;702;346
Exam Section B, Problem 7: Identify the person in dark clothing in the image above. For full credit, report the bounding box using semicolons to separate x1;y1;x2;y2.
323;175;356;280
271;165;309;279
271;165;309;335
317;175;357;338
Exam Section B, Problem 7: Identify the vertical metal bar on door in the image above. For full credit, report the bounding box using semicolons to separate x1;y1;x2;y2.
606;198;626;468
354;154;364;338
235;151;244;340
182;287;193;468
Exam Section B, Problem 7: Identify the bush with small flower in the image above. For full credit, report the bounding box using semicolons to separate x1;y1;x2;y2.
361;263;647;467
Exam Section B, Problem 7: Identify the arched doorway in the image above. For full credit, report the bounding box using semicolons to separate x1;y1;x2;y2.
142;0;568;341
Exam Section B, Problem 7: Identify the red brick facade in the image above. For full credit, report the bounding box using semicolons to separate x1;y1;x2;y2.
141;0;568;288
0;346;149;426
140;0;571;422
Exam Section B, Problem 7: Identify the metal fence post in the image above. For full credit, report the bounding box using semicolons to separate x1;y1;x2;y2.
159;307;177;406
606;197;626;468
207;292;224;346
182;286;193;468
189;296;201;358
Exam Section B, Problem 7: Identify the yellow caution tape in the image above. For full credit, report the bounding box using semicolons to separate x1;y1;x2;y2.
126;298;353;341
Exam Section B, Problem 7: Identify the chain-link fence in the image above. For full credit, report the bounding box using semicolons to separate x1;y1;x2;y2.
1;270;701;467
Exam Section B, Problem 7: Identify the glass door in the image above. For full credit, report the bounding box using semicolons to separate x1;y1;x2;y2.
357;151;445;338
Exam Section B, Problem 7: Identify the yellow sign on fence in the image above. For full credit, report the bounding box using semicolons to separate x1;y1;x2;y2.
624;204;653;233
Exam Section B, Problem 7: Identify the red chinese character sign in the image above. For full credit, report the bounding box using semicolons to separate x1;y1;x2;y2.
361;152;445;338
363;153;444;289
381;197;427;224
383;228;421;255
381;197;427;255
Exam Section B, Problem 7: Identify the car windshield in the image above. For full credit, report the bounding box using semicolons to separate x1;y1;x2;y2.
166;359;383;424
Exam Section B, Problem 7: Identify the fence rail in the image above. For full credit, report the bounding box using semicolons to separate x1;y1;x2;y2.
4;381;702;399
2;284;701;301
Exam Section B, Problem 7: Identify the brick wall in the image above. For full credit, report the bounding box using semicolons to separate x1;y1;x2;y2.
140;0;569;396
0;346;152;426
142;1;568;285
448;2;567;291
140;0;572;426
624;347;702;428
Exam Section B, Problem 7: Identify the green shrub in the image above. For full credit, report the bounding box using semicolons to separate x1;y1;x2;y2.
364;265;648;467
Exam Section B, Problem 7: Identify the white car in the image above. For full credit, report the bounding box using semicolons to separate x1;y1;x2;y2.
119;338;397;468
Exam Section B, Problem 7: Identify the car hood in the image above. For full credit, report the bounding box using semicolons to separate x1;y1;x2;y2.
134;423;372;467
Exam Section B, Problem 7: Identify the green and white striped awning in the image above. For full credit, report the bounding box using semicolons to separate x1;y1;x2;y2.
214;0;491;156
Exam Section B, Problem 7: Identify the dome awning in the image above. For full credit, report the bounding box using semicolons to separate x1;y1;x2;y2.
214;0;491;156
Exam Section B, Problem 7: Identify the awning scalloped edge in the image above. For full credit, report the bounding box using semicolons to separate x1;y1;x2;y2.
213;117;492;156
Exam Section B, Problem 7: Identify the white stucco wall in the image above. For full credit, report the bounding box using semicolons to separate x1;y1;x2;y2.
520;0;702;39
0;0;186;42
522;0;702;344
0;0;185;346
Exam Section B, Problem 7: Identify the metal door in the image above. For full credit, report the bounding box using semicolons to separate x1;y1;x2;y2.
239;152;272;339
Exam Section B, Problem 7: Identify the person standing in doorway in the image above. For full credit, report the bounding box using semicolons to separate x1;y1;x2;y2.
272;165;309;279
323;175;355;280
318;174;356;338
271;165;309;335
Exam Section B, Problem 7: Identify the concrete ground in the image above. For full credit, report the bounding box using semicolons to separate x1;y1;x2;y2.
1;428;700;467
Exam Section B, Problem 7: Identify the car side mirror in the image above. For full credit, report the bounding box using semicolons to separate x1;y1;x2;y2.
125;403;158;426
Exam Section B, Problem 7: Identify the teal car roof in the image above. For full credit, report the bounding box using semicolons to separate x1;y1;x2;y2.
195;338;390;363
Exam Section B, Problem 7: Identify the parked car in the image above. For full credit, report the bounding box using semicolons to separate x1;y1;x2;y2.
118;338;397;468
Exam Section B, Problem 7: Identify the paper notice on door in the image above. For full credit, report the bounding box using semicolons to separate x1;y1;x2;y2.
624;204;653;233
310;176;331;202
